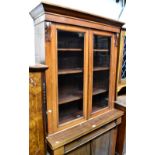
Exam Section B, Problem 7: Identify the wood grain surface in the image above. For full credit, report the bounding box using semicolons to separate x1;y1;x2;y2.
29;72;45;155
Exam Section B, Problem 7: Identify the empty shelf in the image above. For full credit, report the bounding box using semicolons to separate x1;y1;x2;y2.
93;67;109;71
58;68;83;75
94;49;109;52
59;92;83;104
58;48;83;51
93;88;108;96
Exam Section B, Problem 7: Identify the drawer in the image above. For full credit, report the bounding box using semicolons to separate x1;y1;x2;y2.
64;121;117;154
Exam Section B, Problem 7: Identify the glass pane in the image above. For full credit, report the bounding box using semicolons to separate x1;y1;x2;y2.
59;99;83;124
94;36;109;49
58;52;83;71
58;30;84;49
92;35;111;113
57;30;84;125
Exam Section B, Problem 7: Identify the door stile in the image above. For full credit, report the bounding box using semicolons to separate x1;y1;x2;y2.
88;30;93;118
83;30;89;120
108;34;117;109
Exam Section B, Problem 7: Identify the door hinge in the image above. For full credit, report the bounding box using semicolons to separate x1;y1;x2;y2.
45;22;51;42
114;33;119;47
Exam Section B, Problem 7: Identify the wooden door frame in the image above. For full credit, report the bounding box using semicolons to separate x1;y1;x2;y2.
46;24;89;133
88;30;117;118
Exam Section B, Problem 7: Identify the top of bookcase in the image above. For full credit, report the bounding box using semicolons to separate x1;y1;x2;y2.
30;2;124;28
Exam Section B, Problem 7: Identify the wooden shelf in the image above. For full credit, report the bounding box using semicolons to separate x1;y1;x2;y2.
59;88;107;105
59;111;83;124
92;104;107;113
58;67;109;75
59;91;83;104
93;88;108;96
47;109;124;149
58;48;83;51
58;68;83;75
93;67;109;71
94;49;109;52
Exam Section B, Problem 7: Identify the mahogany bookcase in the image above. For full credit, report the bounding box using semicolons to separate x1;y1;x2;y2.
30;2;124;155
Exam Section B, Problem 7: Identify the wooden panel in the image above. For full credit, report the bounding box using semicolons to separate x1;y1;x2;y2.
53;147;64;155
88;30;93;118
33;13;120;33
91;127;117;155
45;24;58;133
115;96;126;155
108;34;118;109
65;121;116;154
91;131;110;155
30;2;124;28
55;24;88;32
47;109;123;150
109;127;118;155
66;143;90;155
29;71;45;155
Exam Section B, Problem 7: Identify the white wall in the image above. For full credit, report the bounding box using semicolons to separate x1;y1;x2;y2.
31;0;123;20
29;0;125;64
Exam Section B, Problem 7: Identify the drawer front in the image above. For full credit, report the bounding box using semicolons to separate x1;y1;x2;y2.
64;121;117;154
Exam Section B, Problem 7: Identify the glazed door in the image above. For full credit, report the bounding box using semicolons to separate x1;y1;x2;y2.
51;24;89;131
88;31;115;117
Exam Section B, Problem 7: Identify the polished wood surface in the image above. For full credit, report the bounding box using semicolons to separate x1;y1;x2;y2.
44;13;121;33
91;130;110;155
47;24;89;133
115;95;126;155
45;22;54;133
109;127;118;155
65;121;117;154
67;143;90;155
30;2;124;28
53;147;64;155
91;127;117;155
47;109;123;150
29;65;48;155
